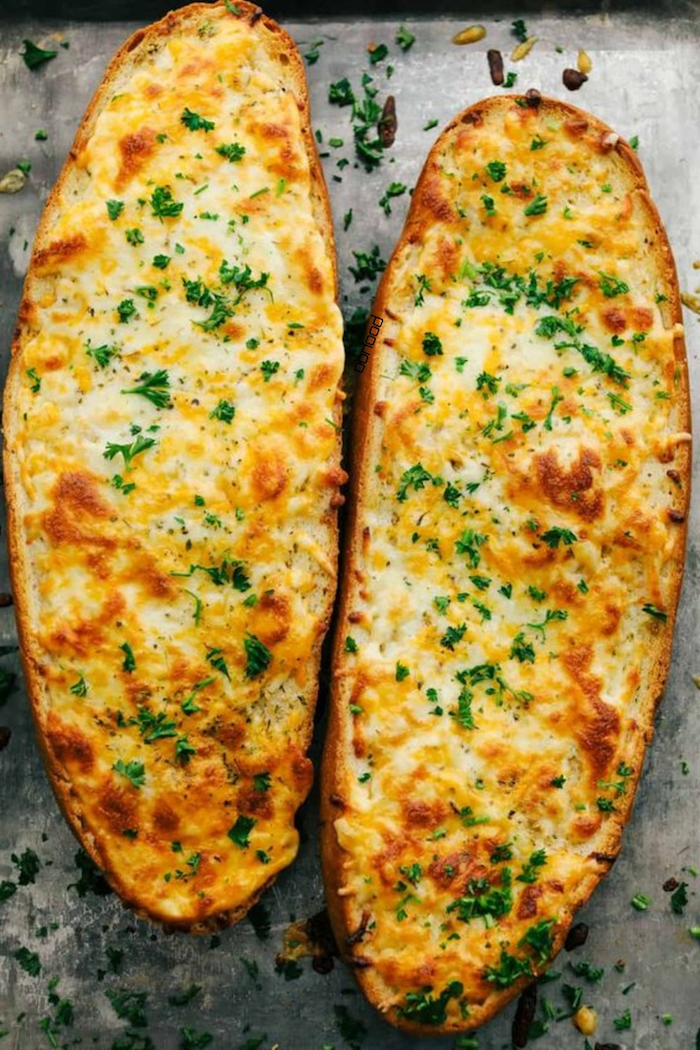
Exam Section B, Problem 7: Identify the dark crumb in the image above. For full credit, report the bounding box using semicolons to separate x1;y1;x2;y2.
378;96;397;148
563;68;588;91
0;726;11;751
564;921;589;950
512;983;537;1047
663;876;679;892
487;49;504;86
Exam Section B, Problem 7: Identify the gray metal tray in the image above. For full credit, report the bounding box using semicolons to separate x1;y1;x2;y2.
1;3;699;1048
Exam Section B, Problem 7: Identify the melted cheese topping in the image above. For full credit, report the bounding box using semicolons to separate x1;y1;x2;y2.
10;9;343;926
331;100;687;1026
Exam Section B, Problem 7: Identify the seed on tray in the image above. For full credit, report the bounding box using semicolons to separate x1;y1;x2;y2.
564;921;589;950
578;48;593;74
378;96;397;148
487;48;504;85
681;291;700;315
563;68;589;90
512;983;537;1048
0;169;27;194
573;1005;598;1036
511;37;537;61
452;25;486;45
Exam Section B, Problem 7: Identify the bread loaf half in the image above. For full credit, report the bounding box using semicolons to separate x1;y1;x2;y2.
4;0;345;931
321;94;689;1032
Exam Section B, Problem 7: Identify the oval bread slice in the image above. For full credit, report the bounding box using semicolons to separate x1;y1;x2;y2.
4;0;345;931
321;95;690;1032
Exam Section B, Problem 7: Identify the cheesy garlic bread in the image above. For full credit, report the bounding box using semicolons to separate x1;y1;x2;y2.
4;0;345;931
321;95;689;1032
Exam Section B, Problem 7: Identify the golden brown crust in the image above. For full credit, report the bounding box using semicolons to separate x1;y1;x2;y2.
5;0;343;933
321;94;690;1032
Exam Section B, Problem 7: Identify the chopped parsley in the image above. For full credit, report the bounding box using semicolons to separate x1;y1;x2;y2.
86;340;117;368
181;108;215;132
396;463;434;501
486;160;507;182
518;917;556;964
133;708;176;743
219;260;269;300
116;299;137;323
540;526;577;548
447;870;512;924
209;399;235;424
104;434;156;470
378;181;407;215
598;271;630;298
670;882;688;914
399;359;432;383
397;981;464;1026
106;199;124;220
172;557;250;591
175;736;196;764
119;642;136;673
396;25;415;51
527;608;568;639
349;245;386;283
613;1008;632;1031
113;759;145;789
14;947;41;976
524;194;548;217
243;634;272;678
414;273;431;306
150;185;183;219
206;647;230;679
484;949;532;987
396;661;410;682
422;332;443;356
570;960;604;982
328;77;355;106
455;529;487;568
121;369;171;409
12;848;41;886
441;624;467;651
516;849;547;884
21;39;58;70
510;632;535;663
69;675;88;697
253;772;272;792
216;142;246;162
260;360;279;382
228;814;256;849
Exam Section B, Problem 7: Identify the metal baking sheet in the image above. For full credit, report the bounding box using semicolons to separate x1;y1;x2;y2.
1;3;699;1047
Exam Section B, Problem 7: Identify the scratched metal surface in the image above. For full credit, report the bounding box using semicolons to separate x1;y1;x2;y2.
1;3;700;1048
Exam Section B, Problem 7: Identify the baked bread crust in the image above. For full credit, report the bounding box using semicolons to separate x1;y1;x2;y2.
321;94;690;1032
4;0;344;932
